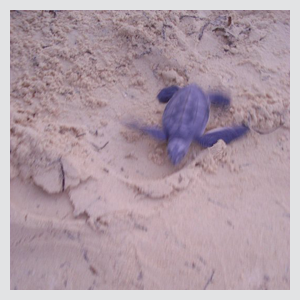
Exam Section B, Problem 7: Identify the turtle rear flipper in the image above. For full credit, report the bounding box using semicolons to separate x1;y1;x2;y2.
208;93;230;107
195;125;249;147
157;85;180;103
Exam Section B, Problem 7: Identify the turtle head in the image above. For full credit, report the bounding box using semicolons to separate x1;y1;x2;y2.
167;138;190;165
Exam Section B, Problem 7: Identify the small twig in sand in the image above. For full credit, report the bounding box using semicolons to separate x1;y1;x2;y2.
59;158;65;192
91;141;109;152
198;22;210;40
203;269;215;290
99;141;109;149
198;15;233;41
187;31;198;36
227;16;232;27
162;24;172;40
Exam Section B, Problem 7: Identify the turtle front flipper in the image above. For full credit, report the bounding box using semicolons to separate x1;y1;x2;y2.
126;122;167;141
195;125;249;147
157;85;180;103
208;93;231;107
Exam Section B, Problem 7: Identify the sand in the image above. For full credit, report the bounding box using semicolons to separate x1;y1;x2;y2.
10;10;290;290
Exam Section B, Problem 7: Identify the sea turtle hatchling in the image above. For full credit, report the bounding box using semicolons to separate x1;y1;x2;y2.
128;84;249;165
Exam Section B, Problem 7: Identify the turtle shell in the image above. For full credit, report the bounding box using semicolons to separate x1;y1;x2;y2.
162;84;210;140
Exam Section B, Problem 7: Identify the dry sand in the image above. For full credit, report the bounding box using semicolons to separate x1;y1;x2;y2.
10;10;290;289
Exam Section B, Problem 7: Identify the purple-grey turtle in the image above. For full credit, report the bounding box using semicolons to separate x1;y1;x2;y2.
128;84;249;165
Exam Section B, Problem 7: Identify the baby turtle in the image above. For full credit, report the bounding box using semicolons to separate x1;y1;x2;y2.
128;84;249;165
